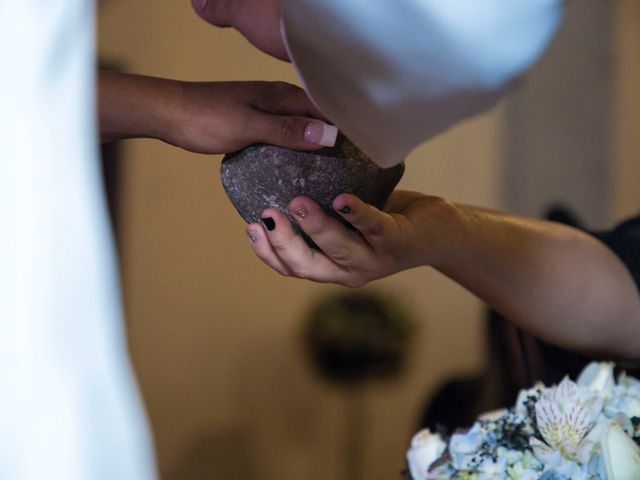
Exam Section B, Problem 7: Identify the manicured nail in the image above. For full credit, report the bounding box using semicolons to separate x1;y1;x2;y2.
304;122;338;147
192;0;208;13
262;217;276;231
292;206;308;219
247;228;259;244
339;206;351;214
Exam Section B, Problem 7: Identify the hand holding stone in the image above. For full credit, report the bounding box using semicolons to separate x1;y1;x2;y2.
221;136;404;247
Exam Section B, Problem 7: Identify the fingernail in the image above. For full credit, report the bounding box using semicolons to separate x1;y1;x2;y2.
292;206;308;219
192;0;208;13
339;206;351;214
247;228;259;243
262;217;276;231
304;122;338;147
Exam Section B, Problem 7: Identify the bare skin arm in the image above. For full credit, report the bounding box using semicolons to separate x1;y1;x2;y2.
246;191;640;362
98;70;336;152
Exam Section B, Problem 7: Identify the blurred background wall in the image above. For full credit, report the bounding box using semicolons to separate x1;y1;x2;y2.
97;1;639;479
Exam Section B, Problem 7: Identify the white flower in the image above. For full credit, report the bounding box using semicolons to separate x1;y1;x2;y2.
577;361;615;398
551;460;590;480
404;364;640;480
406;429;446;480
477;456;507;480
503;449;523;466
449;423;484;470
618;371;640;393
537;450;590;480
532;377;603;463
513;470;538;480
507;453;541;480
600;420;640;480
606;372;640;419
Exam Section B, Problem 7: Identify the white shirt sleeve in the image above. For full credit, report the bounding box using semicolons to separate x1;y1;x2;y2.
0;1;156;478
281;0;565;167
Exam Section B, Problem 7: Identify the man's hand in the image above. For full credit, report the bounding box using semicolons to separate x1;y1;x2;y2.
99;71;337;153
191;0;289;61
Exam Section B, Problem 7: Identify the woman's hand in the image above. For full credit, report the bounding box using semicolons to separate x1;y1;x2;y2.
99;71;337;153
245;190;640;360
245;191;465;287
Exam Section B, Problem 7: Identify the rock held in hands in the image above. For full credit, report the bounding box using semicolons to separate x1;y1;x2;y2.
221;136;405;246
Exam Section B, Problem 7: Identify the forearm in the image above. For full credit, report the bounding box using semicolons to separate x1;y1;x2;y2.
246;191;640;360
98;72;333;153
435;207;640;360
98;70;180;143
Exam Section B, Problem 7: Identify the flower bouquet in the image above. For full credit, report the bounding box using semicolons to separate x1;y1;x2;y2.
405;362;640;480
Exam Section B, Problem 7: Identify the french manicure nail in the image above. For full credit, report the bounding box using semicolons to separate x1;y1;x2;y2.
293;206;308;219
339;206;351;214
247;228;259;243
262;217;276;231
304;122;338;147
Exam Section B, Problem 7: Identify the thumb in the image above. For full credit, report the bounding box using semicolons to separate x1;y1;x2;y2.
253;113;338;151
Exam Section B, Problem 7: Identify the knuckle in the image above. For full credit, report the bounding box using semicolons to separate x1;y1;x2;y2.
291;267;312;280
362;221;383;236
327;247;350;261
268;82;299;106
303;210;327;234
278;117;303;142
254;250;268;262
269;238;287;252
344;278;365;289
273;81;296;93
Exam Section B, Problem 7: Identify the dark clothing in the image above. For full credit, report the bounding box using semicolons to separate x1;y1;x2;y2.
591;215;640;291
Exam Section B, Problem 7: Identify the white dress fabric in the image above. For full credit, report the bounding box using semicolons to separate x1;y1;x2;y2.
281;0;565;167
0;1;156;479
0;0;565;476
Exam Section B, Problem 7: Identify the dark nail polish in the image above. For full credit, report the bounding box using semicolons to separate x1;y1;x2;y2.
262;217;276;231
340;206;351;214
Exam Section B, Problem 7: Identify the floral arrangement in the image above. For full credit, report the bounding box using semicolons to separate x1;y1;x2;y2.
405;362;640;480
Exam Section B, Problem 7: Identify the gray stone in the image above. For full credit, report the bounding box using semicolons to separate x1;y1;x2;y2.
220;136;404;247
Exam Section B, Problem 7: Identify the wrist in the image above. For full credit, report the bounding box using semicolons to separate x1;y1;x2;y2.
413;198;475;270
99;71;182;143
432;204;491;276
140;77;184;143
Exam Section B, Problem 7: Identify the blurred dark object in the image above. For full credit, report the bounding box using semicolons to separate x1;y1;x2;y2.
419;305;544;436
303;290;415;480
545;206;584;228
99;61;124;248
590;215;640;292
303;290;415;385
101;140;122;238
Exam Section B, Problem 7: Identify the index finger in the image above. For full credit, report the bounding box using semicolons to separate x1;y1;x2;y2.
331;194;397;248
